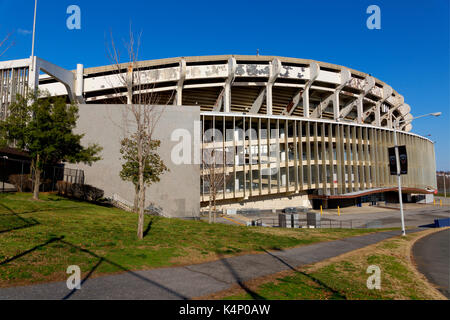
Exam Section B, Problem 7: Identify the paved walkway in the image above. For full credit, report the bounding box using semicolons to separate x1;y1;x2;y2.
413;228;450;298
0;229;422;300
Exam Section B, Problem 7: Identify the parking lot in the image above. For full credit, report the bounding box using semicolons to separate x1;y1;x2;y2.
208;203;450;230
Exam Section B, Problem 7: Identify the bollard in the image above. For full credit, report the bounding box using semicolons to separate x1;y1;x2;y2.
338;206;340;216
320;205;323;216
434;199;436;206
440;199;443;207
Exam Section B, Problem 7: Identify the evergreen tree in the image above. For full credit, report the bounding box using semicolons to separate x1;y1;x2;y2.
0;91;102;200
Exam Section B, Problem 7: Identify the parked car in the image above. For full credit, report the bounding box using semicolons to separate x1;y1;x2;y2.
282;207;298;214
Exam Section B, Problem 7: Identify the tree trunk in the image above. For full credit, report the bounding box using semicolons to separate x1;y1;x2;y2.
134;184;139;213
213;192;217;224
32;155;40;201
208;188;212;224
137;136;145;240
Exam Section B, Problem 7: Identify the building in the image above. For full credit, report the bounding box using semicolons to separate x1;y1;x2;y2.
0;55;437;216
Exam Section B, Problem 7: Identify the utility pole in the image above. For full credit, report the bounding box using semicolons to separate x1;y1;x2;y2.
393;120;406;236
31;0;38;71
393;112;441;236
444;173;447;198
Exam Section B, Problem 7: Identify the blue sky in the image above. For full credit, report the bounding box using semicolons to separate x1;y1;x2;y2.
0;0;449;170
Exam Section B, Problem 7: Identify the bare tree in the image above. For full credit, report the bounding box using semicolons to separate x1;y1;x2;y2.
202;144;232;224
107;26;174;239
0;32;13;58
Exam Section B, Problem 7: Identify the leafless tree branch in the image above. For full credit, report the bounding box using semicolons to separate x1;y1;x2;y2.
0;32;13;58
107;24;174;239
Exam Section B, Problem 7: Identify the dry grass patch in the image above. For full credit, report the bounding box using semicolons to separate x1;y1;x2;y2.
201;228;447;300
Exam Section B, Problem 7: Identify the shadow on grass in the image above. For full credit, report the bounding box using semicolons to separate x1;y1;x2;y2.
62;257;104;300
216;253;266;300
0;202;40;234
0;237;63;266
143;220;153;238
260;248;346;300
48;195;115;209
0;235;188;300
0;200;88;216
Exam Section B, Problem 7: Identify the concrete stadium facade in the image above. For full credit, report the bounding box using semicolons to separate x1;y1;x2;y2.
0;55;437;214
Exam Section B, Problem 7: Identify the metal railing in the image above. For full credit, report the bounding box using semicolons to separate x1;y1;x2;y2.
0;157;84;193
251;217;384;229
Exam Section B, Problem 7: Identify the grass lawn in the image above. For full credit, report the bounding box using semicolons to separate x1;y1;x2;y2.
208;228;446;300
1;193;392;288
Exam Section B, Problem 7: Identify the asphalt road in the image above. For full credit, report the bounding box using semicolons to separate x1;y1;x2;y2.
413;228;450;298
0;229;422;300
240;206;450;229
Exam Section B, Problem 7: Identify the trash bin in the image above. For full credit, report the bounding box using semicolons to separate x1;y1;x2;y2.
279;213;293;228
292;214;300;228
307;212;321;228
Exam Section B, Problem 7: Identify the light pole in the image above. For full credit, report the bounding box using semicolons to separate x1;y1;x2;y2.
444;173;447;198
394;112;441;236
31;0;38;71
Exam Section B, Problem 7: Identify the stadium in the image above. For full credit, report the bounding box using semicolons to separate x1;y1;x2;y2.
0;55;437;216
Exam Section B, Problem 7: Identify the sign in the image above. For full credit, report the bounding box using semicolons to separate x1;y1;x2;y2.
388;146;408;175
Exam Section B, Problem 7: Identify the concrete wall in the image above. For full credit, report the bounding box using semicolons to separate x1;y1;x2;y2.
72;104;200;218
208;192;312;212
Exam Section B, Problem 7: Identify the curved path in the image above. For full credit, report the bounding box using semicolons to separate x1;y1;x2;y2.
413;228;450;298
0;229;423;300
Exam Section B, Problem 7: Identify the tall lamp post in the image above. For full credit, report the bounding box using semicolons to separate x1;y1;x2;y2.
31;0;38;71
443;173;447;198
394;112;441;236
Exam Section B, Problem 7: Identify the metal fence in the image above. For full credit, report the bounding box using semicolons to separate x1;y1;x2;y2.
252;217;382;229
0;157;84;193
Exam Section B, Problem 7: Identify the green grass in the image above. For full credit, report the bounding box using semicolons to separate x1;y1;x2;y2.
0;193;389;287
223;233;438;300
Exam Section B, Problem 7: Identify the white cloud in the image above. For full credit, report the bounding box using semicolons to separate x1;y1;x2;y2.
17;28;32;35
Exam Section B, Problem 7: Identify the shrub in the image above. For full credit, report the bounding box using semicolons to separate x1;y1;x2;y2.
9;174;33;192
56;181;104;202
56;181;72;196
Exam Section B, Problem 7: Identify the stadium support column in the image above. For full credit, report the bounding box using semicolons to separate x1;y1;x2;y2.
381;96;405;129
37;57;77;103
28;56;40;94
75;64;85;104
126;65;133;104
357;76;375;123
363;85;393;127
175;58;186;106
339;76;375;123
321;122;327;195
303;62;320;118
284;62;320;116
311;69;351;120
333;69;351;120
223;57;236;113
328;123;335;195
266;58;281;115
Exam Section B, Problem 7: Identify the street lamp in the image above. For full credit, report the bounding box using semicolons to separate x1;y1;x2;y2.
442;172;447;198
31;0;38;71
394;112;441;236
